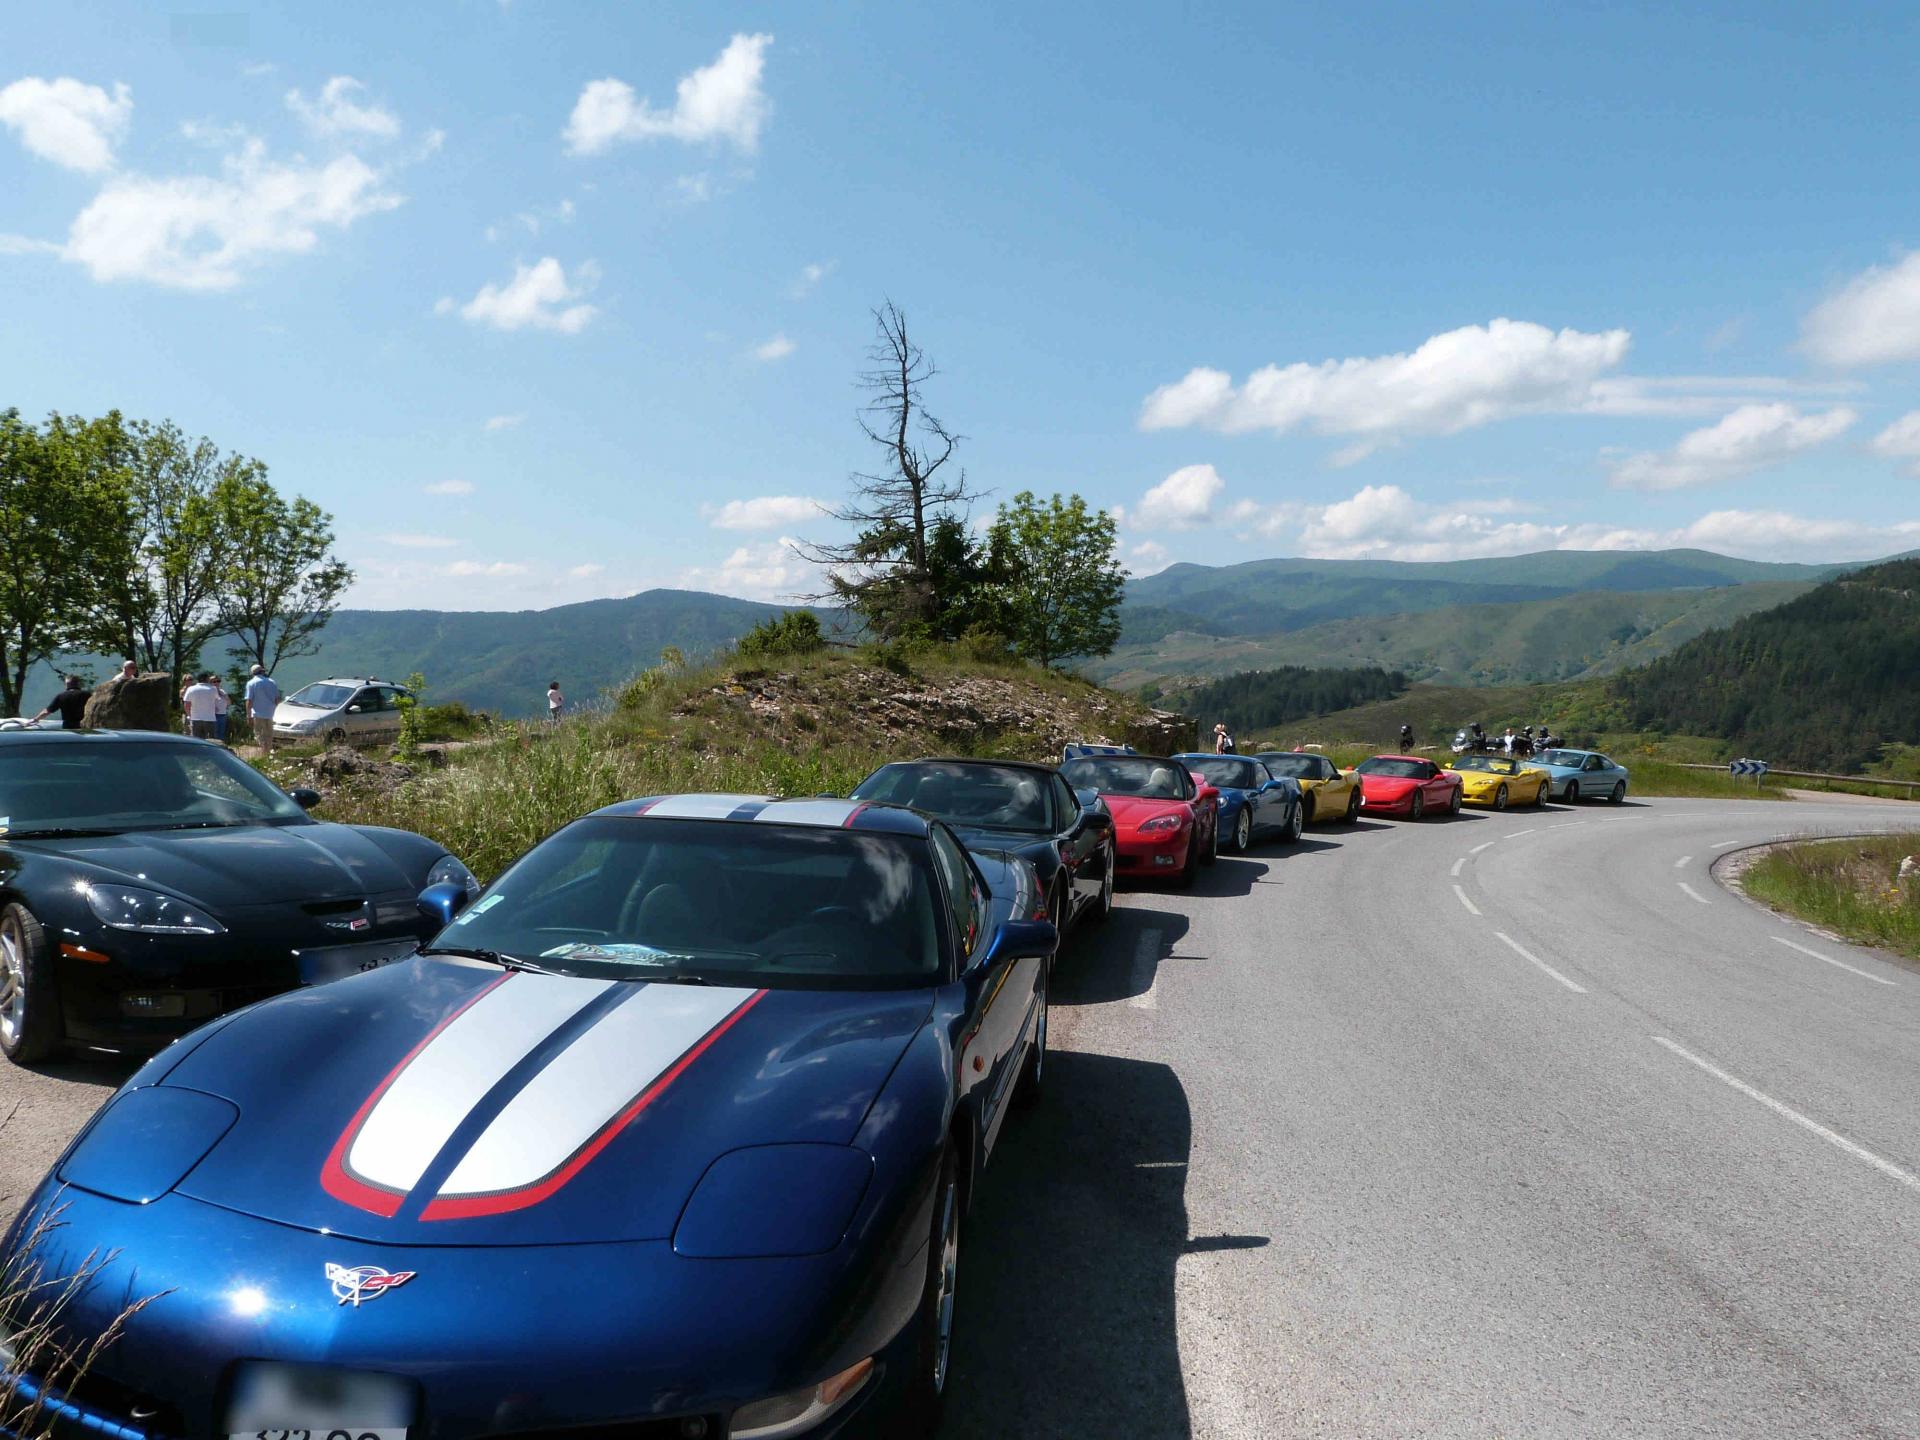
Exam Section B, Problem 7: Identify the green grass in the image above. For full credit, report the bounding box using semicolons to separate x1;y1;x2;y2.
1742;836;1920;960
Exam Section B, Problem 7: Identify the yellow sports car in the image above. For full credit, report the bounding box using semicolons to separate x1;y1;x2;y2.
1254;750;1362;823
1445;753;1549;809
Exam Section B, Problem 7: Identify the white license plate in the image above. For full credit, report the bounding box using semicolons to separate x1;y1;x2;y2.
226;1362;413;1440
229;1430;408;1440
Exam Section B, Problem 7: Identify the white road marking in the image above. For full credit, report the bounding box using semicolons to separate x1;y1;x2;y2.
1711;840;1743;849
1653;1037;1920;1194
1505;828;1536;840
1492;931;1587;994
1470;841;1495;855
1554;821;1589;829
1450;857;1466;877
1770;934;1897;986
1129;928;1162;1010
1673;855;1692;869
1677;881;1712;905
1452;885;1481;916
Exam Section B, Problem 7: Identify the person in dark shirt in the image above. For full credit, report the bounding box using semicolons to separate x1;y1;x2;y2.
33;675;89;729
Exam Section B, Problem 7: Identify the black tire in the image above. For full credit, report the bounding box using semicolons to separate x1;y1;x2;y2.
1300;790;1316;825
1231;807;1252;854
1014;966;1047;1110
1450;786;1462;816
900;1146;961;1431
326;727;348;746
1046;879;1066;933
1609;781;1626;806
1409;791;1425;821
1565;781;1580;804
1533;779;1548;807
1176;833;1199;888
1345;788;1361;822
1199;812;1218;867
1091;847;1114;924
1493;784;1508;811
0;902;64;1065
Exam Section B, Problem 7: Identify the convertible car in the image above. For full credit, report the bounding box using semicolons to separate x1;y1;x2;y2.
1354;754;1464;819
851;758;1116;933
1531;748;1631;803
1255;751;1361;825
1175;754;1303;852
0;730;474;1065
1058;752;1219;886
1445;753;1549;810
0;794;1056;1439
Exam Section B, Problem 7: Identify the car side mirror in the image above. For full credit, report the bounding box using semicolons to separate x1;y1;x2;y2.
288;787;321;810
417;881;470;927
345;704;362;714
983;918;1057;966
1259;779;1283;793
1195;783;1219;804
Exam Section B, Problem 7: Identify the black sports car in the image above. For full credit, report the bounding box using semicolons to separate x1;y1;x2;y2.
0;730;476;1064
851;758;1117;933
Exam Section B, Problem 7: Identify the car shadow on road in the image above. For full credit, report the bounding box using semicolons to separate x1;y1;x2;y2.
1057;905;1188;1005
35;1051;139;1090
940;1051;1202;1439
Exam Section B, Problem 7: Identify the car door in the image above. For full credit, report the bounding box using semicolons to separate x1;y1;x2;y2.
930;824;1030;1160
1050;772;1099;917
1316;757;1348;814
1247;761;1279;836
1422;760;1450;806
345;686;383;739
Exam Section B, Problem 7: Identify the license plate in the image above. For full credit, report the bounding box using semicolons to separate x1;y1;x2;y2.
226;1363;413;1440
295;941;418;987
228;1430;408;1440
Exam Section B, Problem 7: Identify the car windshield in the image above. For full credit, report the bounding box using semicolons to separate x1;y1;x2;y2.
852;762;1051;833
0;742;309;836
1538;750;1589;767
1184;757;1261;789
285;682;356;710
1059;756;1190;799
1256;753;1318;779
434;817;944;989
1452;755;1517;774
1357;757;1429;779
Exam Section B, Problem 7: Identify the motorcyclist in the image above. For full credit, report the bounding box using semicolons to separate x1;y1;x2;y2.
1470;722;1486;752
1399;723;1415;751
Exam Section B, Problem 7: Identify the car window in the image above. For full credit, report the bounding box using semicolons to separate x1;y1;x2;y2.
1050;774;1078;830
0;742;307;835
1585;755;1605;771
286;682;354;710
1060;756;1191;800
379;687;409;710
350;688;381;711
927;824;982;959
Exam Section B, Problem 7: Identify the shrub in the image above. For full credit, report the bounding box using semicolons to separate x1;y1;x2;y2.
736;610;826;659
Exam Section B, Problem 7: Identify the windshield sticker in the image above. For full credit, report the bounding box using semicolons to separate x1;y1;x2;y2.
541;942;682;962
470;894;506;914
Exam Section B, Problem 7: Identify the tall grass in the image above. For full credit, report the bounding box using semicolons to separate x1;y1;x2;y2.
1741;836;1920;960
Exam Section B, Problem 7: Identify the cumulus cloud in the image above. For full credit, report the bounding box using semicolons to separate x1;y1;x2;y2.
285;76;398;139
438;257;597;333
564;33;772;155
0;77;131;173
1125;540;1171;575
1872;410;1920;477
381;532;457;548
751;332;795;362
1802;251;1920;368
1608;403;1856;491
681;536;817;601
709;495;823;530
1141;319;1632;440
1116;464;1225;530
481;415;522;432
424;478;475;495
791;260;833;298
569;562;605;579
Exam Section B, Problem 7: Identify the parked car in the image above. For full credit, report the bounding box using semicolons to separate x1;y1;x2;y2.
0;794;1054;1437
272;676;414;745
1531;748;1631;803
1176;753;1303;852
1059;752;1220;886
1255;750;1362;824
1354;754;1464;819
1445;753;1550;809
852;758;1117;933
0;730;475;1064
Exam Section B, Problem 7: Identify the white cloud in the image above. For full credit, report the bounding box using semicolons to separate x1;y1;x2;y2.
569;562;605;579
446;559;530;578
1125;540;1171;576
481;415;522;433
564;33;772;155
1117;464;1225;530
1141;319;1632;441
285;76;398;140
424;478;475;495
0;77;131;173
1802;251;1920;368
438;257;597;333
1872;410;1920;477
751;332;795;362
709;495;823;530
681;536;818;601
791;260;833;298
1608;403;1856;491
381;532;458;548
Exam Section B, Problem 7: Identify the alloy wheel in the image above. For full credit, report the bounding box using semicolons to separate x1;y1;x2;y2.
0;923;21;1050
1234;808;1251;852
1494;784;1508;811
1565;781;1579;803
932;1175;960;1394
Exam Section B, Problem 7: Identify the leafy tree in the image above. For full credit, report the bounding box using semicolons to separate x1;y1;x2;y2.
986;491;1125;669
214;471;353;674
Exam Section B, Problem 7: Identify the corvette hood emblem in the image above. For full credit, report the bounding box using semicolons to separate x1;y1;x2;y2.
326;1262;416;1307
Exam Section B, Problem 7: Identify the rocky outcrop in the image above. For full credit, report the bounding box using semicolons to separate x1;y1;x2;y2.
81;672;172;732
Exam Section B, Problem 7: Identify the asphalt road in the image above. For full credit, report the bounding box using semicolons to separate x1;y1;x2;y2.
5;795;1919;1437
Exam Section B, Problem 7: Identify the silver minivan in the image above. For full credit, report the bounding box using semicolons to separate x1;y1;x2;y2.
271;676;414;745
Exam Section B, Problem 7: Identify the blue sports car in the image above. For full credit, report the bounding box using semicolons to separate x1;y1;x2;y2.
1174;753;1304;853
1530;748;1631;804
0;794;1056;1439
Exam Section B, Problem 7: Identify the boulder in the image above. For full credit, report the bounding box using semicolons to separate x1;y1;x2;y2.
82;672;173;732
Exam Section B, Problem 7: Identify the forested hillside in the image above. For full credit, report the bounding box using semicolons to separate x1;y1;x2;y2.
1612;558;1920;771
1163;665;1408;734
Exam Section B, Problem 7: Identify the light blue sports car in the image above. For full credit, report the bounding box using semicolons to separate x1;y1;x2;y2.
1531;748;1630;804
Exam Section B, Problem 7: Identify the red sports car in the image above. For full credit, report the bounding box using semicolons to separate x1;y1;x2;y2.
1354;754;1463;819
1059;753;1219;886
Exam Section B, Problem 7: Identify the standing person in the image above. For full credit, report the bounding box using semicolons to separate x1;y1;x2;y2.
32;676;90;729
245;664;280;752
547;679;564;723
1399;723;1415;751
212;676;231;743
182;673;221;739
1501;726;1517;754
1212;722;1235;754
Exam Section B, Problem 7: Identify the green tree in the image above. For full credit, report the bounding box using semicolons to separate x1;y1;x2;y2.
213;471;353;674
986;491;1125;669
736;609;826;658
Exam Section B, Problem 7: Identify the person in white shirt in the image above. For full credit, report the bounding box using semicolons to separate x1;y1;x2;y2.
245;665;280;751
182;674;221;739
547;680;564;723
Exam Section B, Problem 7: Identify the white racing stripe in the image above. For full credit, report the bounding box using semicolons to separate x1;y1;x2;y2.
1492;931;1587;994
643;793;772;819
347;974;614;1194
1452;885;1480;916
1770;935;1898;987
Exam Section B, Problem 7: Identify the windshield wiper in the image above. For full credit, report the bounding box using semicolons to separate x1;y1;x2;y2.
147;820;252;832
2;826;123;839
417;945;561;976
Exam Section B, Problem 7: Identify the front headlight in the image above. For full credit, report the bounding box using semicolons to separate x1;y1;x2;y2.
731;1357;875;1439
84;883;225;935
425;854;481;898
1138;814;1184;834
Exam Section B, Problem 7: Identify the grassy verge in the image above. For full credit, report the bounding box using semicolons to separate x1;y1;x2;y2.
1741;836;1920;960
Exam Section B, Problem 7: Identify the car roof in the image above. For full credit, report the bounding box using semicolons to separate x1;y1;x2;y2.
302;676;401;687
591;793;929;836
0;729;206;747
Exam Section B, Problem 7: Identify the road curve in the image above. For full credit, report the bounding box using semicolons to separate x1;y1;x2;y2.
4;797;1919;1438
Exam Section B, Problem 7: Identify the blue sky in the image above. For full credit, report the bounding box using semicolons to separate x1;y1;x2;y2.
3;1;1919;610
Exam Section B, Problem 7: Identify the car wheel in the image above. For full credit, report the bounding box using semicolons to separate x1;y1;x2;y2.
0;902;63;1065
1300;791;1316;824
1533;780;1548;807
1409;791;1425;821
1200;813;1218;867
1493;784;1508;811
1091;847;1114;924
1283;799;1304;845
1046;879;1066;933
1609;781;1626;805
902;1146;961;1430
1565;781;1580;804
1345;788;1361;822
1015;965;1047;1109
1232;807;1252;853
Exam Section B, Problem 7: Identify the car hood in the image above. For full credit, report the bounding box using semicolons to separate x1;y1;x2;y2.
1359;773;1419;792
22;822;424;907
159;957;931;1246
1099;793;1192;826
